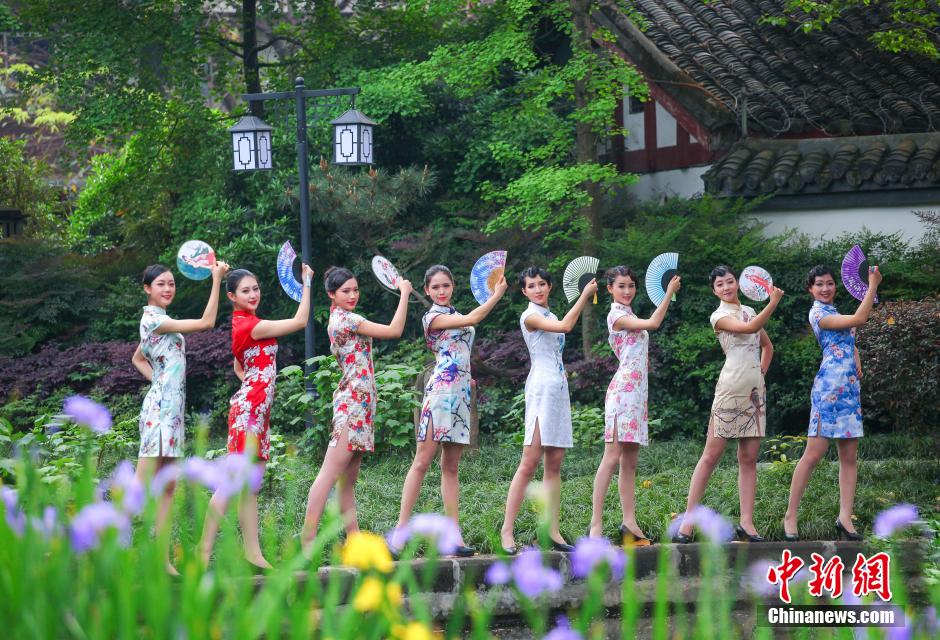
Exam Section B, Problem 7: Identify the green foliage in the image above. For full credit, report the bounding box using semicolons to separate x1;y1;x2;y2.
0;138;60;238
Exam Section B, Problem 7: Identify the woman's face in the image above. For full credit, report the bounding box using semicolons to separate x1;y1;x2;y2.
608;275;636;306
522;275;551;306
425;272;454;306
712;272;739;303
809;273;836;304
144;270;176;308
329;278;360;311
228;276;261;312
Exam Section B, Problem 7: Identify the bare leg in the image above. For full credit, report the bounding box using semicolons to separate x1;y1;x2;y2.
836;438;859;534
396;436;440;529
618;443;643;536
199;489;230;566
783;436;829;535
500;423;543;550
440;442;466;546
678;427;729;536
238;461;270;568
543;446;567;544
736;438;762;535
338;453;364;534
301;428;356;547
589;440;621;537
136;457;180;573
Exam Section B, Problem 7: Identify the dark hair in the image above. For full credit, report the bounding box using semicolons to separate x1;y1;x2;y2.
805;264;836;290
424;264;454;287
324;266;356;294
142;264;172;286
226;269;257;294
605;265;637;286
517;265;552;289
708;265;737;287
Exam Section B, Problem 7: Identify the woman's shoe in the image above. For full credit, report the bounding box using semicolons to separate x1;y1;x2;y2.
550;539;575;553
454;545;476;558
620;523;651;546
501;545;518;556
671;530;694;544
835;518;862;541
782;520;800;542
734;524;766;543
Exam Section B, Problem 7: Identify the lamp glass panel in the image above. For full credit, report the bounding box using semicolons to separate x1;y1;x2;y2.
335;125;357;164
256;131;273;169
233;132;256;171
360;126;373;163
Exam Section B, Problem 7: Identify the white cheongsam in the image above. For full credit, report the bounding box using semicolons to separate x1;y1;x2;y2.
519;302;573;448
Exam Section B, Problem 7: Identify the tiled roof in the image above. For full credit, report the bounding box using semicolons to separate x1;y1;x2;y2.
597;0;940;137
702;133;940;196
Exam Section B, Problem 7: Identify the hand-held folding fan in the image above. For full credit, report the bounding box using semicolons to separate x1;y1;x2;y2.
470;250;508;305
645;252;679;306
841;244;879;303
276;241;303;302
563;256;600;303
176;240;216;281
740;265;773;302
371;255;402;291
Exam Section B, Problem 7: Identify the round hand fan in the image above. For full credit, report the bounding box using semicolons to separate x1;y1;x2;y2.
176;240;216;281
562;256;600;303
740;265;773;302
372;255;402;291
841;244;879;303
470;250;507;305
276;241;303;302
645;252;678;306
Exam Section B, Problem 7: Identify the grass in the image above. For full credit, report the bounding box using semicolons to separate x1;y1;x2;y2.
246;434;940;558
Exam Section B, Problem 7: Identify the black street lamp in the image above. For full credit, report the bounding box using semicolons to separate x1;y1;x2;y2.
228;78;376;408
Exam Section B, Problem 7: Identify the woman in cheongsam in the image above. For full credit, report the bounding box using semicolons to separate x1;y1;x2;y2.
500;266;597;555
300;266;412;549
588;266;680;545
391;265;507;557
131;260;228;573
784;264;882;542
198;264;313;569
673;266;784;544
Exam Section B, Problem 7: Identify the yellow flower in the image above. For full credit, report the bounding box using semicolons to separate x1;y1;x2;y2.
341;531;394;573
353;576;402;612
640;480;653;489
393;621;434;640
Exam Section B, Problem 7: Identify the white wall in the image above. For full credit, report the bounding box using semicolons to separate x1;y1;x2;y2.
630;165;710;201
752;205;932;245
655;103;677;148
623;96;645;150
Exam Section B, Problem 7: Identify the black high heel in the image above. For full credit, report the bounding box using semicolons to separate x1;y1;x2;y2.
453;545;477;558
671;530;694;544
620;523;651;546
550;539;575;553
734;524;766;543
835;518;862;541
782;519;800;542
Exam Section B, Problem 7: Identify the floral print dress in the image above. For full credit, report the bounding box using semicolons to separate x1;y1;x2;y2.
520;302;573;448
708;301;766;439
138;305;186;457
328;306;376;452
227;310;278;461
808;301;863;438
418;304;474;444
605;303;649;445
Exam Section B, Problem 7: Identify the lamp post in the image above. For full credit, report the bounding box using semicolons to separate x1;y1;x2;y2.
228;77;376;408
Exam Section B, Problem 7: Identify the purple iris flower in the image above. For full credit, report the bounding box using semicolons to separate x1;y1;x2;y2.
103;461;145;516
873;503;919;538
742;559;778;597
484;561;511;586
150;462;181;496
667;506;734;543
2;486;25;536
544;616;583;640
406;513;462;555
69;502;131;552
386;526;410;553
183;454;263;498
30;506;60;539
63;396;112;434
570;536;626;580
511;547;563;598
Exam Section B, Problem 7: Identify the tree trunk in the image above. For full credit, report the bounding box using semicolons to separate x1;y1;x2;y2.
570;0;604;360
242;0;263;117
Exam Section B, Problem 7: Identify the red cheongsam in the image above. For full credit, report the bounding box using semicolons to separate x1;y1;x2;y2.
227;310;278;460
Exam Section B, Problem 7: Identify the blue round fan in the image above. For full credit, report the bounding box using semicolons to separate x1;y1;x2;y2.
645;252;679;306
470;250;507;305
276;241;303;302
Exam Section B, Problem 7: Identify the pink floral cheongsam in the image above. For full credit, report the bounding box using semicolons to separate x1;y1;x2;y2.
138;305;186;457
417;304;474;444
328;306;376;452
227;310;278;461
708;301;766;439
604;303;649;445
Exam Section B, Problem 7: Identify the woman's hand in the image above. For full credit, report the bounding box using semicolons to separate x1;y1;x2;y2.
493;276;508;298
580;278;598;299
666;275;681;295
768;286;785;304
301;263;314;287
211;261;230;281
398;278;413;297
868;265;883;289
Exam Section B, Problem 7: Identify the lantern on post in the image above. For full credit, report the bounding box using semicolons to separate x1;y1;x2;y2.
228;115;274;171
331;109;376;166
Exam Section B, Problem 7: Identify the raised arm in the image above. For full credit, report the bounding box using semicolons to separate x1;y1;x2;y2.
618;276;681;331
429;277;509;331
714;287;785;334
357;279;414;339
525;279;598;334
132;345;153;382
155;262;230;335
759;329;773;375
819;267;883;331
251;264;314;340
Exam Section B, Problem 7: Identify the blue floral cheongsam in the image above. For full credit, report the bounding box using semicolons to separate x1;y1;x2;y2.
417;304;474;444
808;301;863;438
138;305;186;457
